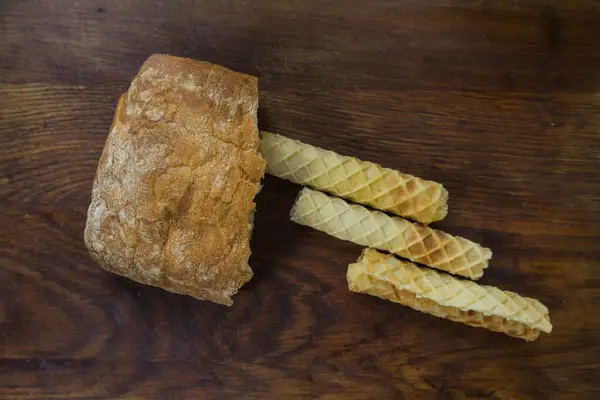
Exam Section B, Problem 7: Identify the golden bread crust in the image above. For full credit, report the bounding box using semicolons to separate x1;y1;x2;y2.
84;54;266;306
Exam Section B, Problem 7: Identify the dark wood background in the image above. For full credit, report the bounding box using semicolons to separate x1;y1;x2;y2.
2;1;599;398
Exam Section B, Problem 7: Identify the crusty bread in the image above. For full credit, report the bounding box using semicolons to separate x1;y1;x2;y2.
84;54;266;306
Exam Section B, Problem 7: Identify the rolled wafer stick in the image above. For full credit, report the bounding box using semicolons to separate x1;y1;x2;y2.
348;248;552;341
260;131;448;224
291;188;491;280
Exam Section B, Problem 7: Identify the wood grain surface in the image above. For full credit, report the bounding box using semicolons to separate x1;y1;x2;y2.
1;0;600;399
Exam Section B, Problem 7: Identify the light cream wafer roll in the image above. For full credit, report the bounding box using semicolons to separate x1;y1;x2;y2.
348;249;552;341
260;131;448;224
291;188;491;280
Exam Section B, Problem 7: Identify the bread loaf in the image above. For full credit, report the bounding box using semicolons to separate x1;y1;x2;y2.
84;54;266;306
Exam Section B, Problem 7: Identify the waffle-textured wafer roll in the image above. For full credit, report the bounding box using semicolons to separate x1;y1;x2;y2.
291;188;491;279
260;131;448;224
348;249;552;341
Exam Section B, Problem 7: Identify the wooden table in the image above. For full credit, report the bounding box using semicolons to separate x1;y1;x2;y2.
2;1;599;398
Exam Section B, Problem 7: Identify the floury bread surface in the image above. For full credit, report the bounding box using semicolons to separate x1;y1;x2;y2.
84;54;266;306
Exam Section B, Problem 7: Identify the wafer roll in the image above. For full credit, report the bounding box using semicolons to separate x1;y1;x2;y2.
261;131;448;224
348;249;552;341
291;188;491;279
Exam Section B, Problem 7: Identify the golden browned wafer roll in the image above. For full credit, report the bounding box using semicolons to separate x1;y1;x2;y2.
291;188;491;280
348;248;552;341
261;131;448;224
